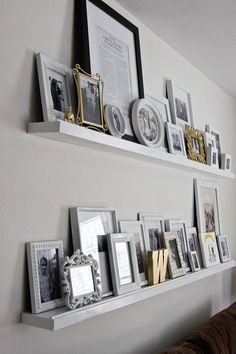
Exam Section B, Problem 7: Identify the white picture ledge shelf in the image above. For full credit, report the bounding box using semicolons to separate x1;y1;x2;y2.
22;260;236;331
28;121;235;180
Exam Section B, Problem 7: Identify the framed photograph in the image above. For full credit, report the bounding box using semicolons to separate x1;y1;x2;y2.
206;145;219;168
194;179;221;235
188;251;201;272
163;232;186;278
76;0;144;141
203;131;216;149
217;235;231;263
73;64;105;131
36;53;76;122
167;80;194;128
221;153;232;171
146;95;171;151
61;249;102;310
186;227;202;267
119;220;147;285
107;233;141;295
104;104;126;138
205;125;222;167
139;213;165;251
132;99;164;148
199;232;220;268
26;240;64;314
165;219;190;271
185;125;206;164
70;207;118;297
166;122;187;157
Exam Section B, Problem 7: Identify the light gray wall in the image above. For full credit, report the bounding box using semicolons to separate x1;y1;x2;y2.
1;1;236;353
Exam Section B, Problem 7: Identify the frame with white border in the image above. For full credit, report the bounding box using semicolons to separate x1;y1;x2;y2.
217;234;231;263
163;231;186;278
166;122;187;157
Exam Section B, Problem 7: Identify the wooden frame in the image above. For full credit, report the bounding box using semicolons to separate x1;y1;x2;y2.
163;232;186;278
166;122;187;157
217;235;231;263
75;0;144;141
107;233;140;295
139;213;165;251
26;240;64;314
199;232;220;268
185;125;206;164
61;249;102;310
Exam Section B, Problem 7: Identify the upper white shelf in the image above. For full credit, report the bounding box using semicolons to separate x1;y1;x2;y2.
21;260;236;331
28;121;235;180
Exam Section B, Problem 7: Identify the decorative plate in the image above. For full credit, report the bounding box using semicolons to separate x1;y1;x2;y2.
132;99;164;147
104;105;125;138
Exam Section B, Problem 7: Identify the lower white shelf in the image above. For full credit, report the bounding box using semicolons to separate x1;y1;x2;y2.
22;260;236;331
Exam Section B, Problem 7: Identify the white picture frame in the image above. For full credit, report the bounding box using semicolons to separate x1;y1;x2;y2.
217;235;231;263
167;80;194;128
206;145;219;168
165;219;190;271
138;213;165;251
104;104;126;138
186;227;202;267
132;99;164;148
107;233;141;295
194;179;221;235
36;53;76;122
163;232;186;278
199;232;220;268
205;125;222;167
119;220;147;286
166;122;187;157
26;240;64;314
221;153;232;171
70;207;118;297
188;251;201;272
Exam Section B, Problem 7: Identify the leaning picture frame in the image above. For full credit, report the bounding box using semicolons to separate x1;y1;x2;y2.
36;53;76;122
216;234;231;263
166;122;187;157
139;213;165;252
199;232;220;268
163;232;186;279
26;240;64;314
107;233;141;295
70;207;118;297
76;0;144;141
185;125;206;164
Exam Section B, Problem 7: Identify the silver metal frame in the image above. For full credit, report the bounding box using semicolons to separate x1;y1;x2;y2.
139;213;165;252
188;251;201;272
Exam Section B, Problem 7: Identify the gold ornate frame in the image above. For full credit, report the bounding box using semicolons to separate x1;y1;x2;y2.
73;64;106;132
185;125;206;163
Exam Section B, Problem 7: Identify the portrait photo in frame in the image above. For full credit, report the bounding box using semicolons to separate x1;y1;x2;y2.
119;220;147;286
107;233;141;295
166;122;187;157
163;232;185;279
36;53;76;122
167;80;194;128
217;235;231;263
199;232;220;268
76;0;144;141
186;227;202;267
194;179;221;236
70;207;118;297
139;213;165;252
188;251;201;272
26;240;64;314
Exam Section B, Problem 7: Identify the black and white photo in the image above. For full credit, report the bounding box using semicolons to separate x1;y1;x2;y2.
163;232;185;278
166;122;187;157
217;235;231;263
175;98;188;122
80;75;101;125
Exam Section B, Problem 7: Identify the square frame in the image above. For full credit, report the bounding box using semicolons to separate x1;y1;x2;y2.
194;179;221;235
185;125;206;164
36;53;76;122
217;235;231;263
167;80;194;128
163;232;186;278
166;122;187;157
76;0;144;141
26;240;64;314
70;207;118;297
119;220;147;286
199;232;220;268
139;213;165;251
107;233;141;295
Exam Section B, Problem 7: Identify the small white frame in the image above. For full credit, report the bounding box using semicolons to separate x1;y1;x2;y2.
166;122;187;157
206;145;219;168
26;240;64;314
167;80;194;128
188;251;201;272
107;233;141;296
217;234;231;263
163;232;186;278
199;232;220;268
221;153;232;171
36;53;76;122
139;213;165;252
119;220;147;286
186;227;202;267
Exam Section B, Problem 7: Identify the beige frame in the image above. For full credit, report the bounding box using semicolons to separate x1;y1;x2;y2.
163;232;186;278
185;125;206;163
73;64;105;131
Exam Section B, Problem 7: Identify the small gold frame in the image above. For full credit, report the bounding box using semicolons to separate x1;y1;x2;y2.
73;64;106;132
185;125;206;164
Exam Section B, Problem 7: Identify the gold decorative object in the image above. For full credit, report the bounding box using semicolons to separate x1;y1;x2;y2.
73;64;106;132
64;105;75;123
148;249;168;285
185;125;206;164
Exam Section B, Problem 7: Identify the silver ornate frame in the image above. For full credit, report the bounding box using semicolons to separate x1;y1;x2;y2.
61;249;102;310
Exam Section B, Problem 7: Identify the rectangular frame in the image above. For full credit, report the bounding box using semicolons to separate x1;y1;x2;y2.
166;122;187;157
26;240;64;314
194;179;221;235
76;0;144;141
139;213;165;252
186;227;202;267
70;207;118;297
199;232;220;268
163;232;185;278
119;220;147;286
217;234;231;263
188;251;201;272
36;53;76;122
107;233;141;295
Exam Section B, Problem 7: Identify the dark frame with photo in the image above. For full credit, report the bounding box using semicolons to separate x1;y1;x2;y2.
75;0;144;141
26;240;64;314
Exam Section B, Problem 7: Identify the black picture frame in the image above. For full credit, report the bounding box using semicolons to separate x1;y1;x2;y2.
75;0;144;142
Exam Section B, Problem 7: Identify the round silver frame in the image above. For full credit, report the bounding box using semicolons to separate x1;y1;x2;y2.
104;105;125;138
132;99;164;147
